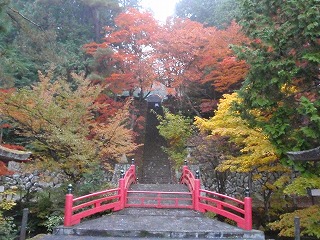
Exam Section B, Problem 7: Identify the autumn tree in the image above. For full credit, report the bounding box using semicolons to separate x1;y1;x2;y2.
0;70;138;181
156;19;249;116
194;93;290;221
85;8;160;100
269;205;320;238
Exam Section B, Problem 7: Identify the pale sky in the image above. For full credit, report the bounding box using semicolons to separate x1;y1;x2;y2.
140;0;180;22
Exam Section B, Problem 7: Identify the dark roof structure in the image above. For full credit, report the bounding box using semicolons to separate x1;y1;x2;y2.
0;145;31;162
287;146;320;161
146;94;162;103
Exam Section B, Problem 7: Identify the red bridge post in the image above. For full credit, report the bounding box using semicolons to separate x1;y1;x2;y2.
64;184;73;227
194;170;202;212
115;170;126;211
244;188;252;230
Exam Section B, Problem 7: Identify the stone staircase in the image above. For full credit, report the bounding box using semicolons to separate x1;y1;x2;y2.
140;102;173;184
48;183;265;240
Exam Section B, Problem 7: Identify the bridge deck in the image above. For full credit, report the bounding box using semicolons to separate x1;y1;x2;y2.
53;206;264;239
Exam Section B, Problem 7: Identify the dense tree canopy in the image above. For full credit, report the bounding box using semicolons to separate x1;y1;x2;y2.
156;19;249;115
85;9;250;116
0;0;124;88
233;0;320;172
175;0;239;29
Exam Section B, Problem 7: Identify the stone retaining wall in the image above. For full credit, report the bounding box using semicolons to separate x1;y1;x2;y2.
0;161;65;200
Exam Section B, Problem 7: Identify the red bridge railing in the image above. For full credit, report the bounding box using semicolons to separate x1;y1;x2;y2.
64;164;136;226
64;162;252;230
126;190;193;209
180;164;252;230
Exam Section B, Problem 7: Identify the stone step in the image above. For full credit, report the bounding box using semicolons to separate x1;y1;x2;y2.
37;235;256;240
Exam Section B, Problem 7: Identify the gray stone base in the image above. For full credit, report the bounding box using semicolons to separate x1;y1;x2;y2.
53;207;264;239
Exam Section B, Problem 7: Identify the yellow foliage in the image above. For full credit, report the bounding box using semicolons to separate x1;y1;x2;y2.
280;83;298;96
194;93;288;173
283;176;320;196
0;70;138;179
269;205;320;238
0;190;16;211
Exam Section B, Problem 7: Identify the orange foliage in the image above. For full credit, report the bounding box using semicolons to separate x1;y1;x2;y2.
156;19;250;92
84;8;159;98
93;94;125;123
0;161;12;176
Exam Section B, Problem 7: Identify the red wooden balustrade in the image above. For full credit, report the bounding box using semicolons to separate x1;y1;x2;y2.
126;190;193;209
64;163;252;231
64;164;136;226
180;165;252;230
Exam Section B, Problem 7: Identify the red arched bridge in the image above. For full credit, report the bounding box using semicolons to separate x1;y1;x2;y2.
64;163;252;230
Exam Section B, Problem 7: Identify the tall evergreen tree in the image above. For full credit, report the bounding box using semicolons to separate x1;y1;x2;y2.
234;0;320;172
0;0;122;88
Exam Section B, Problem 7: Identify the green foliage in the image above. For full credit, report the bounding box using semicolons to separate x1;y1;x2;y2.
75;166;112;196
0;189;17;240
0;0;10;33
284;176;320;196
269;205;320;238
175;0;239;29
156;109;193;167
233;1;320;235
234;0;320;170
0;215;16;240
297;97;320;148
0;0;121;88
42;215;63;233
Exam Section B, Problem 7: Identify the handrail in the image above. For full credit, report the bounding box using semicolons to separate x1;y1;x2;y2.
199;189;252;230
124;165;137;189
64;164;136;227
180;166;196;192
126;190;193;209
179;164;252;230
64;188;121;226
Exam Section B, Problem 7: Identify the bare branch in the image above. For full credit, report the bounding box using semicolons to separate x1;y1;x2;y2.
8;7;43;30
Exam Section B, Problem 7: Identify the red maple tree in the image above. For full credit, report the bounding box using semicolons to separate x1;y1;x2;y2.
84;8;160;100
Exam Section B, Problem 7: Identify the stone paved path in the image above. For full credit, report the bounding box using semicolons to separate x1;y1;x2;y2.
140;102;173;184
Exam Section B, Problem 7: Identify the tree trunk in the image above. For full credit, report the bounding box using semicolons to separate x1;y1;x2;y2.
91;7;101;42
